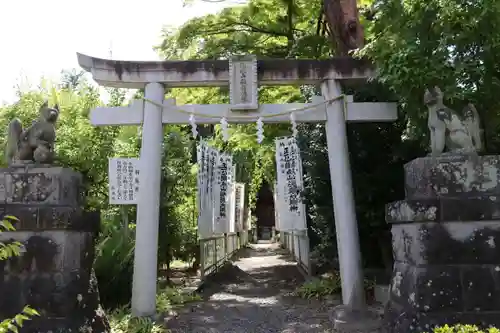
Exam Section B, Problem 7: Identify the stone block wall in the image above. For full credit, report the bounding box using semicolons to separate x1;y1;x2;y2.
0;166;109;333
385;155;500;332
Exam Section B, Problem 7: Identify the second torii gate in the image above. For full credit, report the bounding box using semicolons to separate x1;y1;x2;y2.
77;53;397;320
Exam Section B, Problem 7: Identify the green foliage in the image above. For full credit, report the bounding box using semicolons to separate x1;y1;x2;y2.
358;0;500;151
432;324;500;333
0;216;39;333
0;307;40;333
108;287;201;333
294;272;375;299
12;0;500;326
295;273;341;299
0;216;22;260
109;308;166;333
348;0;500;271
156;0;334;214
0;75;200;310
0;82;120;211
156;287;202;313
156;0;330;60
155;0;412;272
91;124;199;309
94;222;135;308
158;126;198;267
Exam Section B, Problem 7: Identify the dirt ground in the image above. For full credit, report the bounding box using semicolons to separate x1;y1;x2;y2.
164;242;338;333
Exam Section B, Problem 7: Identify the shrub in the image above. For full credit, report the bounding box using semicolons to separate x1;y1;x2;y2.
295;273;342;299
294;271;376;300
94;224;135;309
156;287;201;313
109;307;166;333
108;286;201;333
432;324;500;333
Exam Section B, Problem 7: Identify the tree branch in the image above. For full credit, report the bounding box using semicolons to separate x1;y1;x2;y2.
286;0;295;49
197;28;255;36
316;6;324;36
189;20;290;39
229;21;290;37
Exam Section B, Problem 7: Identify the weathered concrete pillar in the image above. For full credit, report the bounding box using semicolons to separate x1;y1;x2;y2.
321;79;365;310
131;82;164;317
0;166;109;332
385;155;500;332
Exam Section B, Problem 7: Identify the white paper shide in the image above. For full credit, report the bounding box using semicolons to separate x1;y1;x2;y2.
109;158;140;205
275;137;306;231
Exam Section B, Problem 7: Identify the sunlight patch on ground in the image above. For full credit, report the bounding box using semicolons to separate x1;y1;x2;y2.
238;255;289;269
209;292;280;306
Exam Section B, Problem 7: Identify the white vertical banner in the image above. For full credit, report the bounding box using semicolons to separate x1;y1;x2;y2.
214;153;232;234
197;143;236;236
233;183;245;232
276;175;289;231
275;138;291;231
290;138;307;230
109;158;140;205
197;141;217;238
273;182;281;231
196;143;206;238
275;137;306;231
230;182;237;232
208;146;219;234
228;181;236;233
227;158;235;233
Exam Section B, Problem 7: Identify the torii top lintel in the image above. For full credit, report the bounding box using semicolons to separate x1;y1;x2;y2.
76;53;375;89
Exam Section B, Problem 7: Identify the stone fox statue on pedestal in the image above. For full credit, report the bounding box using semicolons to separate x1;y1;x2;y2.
5;101;60;165
424;86;482;155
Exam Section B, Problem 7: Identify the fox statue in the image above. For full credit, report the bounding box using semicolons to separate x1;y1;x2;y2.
424;86;482;155
5;101;59;165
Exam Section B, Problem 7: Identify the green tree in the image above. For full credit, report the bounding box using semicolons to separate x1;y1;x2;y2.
60;69;87;90
358;0;500;151
156;0;410;273
157;0;330;210
0;75;200;308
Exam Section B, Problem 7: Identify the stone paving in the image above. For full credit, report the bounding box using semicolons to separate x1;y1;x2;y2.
164;242;338;333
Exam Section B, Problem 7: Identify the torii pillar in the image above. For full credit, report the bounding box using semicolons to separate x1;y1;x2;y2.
132;82;164;316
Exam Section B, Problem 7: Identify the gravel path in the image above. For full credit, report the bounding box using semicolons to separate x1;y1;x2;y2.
165;242;337;333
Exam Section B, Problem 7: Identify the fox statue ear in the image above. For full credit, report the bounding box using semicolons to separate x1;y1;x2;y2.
40;100;48;109
434;86;443;96
424;88;432;101
53;104;59;111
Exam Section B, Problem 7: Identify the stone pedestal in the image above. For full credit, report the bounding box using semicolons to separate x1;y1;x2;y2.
0;166;109;332
384;155;500;332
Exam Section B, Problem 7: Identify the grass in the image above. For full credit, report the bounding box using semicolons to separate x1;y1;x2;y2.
293;271;376;300
294;272;342;299
108;286;201;333
109;308;166;333
169;260;190;269
432;325;500;333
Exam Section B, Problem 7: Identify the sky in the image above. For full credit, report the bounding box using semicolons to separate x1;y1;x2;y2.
0;0;234;104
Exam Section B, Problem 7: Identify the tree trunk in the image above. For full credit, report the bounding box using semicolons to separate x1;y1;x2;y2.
323;0;365;56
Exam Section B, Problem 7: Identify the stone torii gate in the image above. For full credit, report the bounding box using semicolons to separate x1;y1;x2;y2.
77;53;397;319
